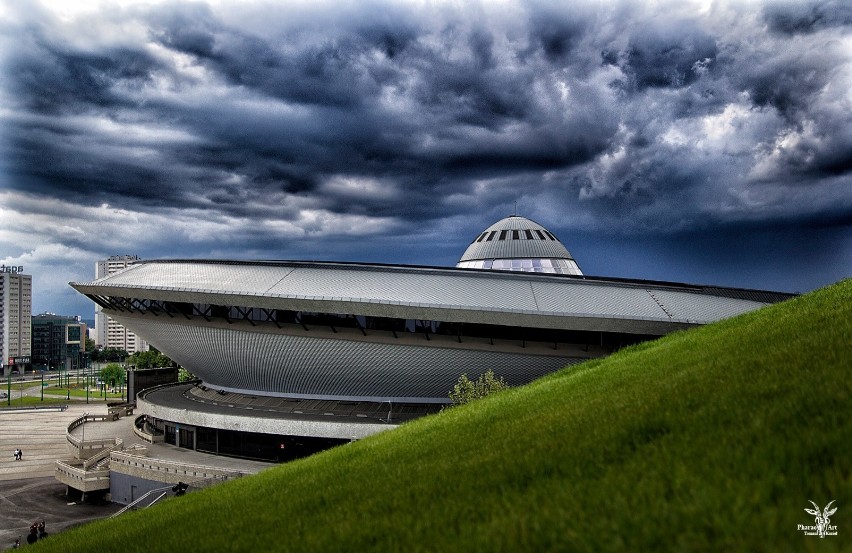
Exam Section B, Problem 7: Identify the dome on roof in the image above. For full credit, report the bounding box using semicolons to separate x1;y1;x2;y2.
457;215;583;275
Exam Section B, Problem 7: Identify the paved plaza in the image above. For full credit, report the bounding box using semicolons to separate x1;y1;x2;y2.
0;402;273;548
0;404;115;547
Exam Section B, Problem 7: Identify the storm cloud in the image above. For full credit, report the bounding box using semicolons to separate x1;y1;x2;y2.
0;0;849;316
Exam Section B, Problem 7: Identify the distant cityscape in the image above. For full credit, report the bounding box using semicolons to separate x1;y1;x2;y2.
1;255;148;375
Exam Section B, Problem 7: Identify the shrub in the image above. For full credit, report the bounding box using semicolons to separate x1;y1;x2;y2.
449;369;509;405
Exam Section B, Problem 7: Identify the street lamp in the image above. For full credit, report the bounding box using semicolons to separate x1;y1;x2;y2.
81;412;88;455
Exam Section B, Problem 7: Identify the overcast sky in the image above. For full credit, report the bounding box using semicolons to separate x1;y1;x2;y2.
1;0;850;318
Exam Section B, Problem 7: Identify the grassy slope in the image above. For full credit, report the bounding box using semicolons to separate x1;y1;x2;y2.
40;280;851;553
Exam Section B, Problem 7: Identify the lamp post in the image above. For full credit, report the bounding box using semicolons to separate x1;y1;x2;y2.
81;412;88;455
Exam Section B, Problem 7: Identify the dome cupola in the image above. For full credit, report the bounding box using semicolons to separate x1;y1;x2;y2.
456;215;583;275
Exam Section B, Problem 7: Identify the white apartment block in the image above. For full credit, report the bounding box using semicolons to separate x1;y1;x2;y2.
1;271;32;373
95;255;148;354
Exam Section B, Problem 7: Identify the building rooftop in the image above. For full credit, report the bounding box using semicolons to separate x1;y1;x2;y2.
71;259;793;336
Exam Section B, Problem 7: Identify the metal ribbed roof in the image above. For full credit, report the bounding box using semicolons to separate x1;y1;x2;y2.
457;215;578;263
70;259;785;334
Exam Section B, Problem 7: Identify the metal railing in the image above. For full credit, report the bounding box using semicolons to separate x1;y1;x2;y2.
110;473;239;518
111;485;175;517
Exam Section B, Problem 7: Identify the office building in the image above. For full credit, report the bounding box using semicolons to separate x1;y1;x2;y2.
1;270;32;375
31;313;87;371
95;255;148;353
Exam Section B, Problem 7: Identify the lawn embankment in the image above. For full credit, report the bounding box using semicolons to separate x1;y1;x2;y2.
38;280;851;552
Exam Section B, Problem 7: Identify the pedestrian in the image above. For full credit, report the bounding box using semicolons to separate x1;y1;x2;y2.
13;537;20;549
17;448;23;461
37;521;48;539
26;524;37;545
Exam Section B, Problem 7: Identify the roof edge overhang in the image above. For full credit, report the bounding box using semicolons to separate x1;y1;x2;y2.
72;258;797;302
76;282;699;336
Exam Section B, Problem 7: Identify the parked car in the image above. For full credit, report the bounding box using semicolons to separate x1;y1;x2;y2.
0;392;7;399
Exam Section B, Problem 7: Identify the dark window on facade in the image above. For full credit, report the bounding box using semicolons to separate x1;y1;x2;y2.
166;301;193;316
475;232;488;243
179;428;195;450
164;425;176;445
525;230;534;240
535;230;546;240
210;428;346;463
512;230;519;240
544;231;557;240
499;230;508;240
196;427;218;455
486;231;497;241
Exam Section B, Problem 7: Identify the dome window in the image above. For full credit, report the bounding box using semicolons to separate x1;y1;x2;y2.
456;215;583;276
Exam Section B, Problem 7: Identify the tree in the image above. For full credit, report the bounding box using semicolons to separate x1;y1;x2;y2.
94;348;128;363
84;337;96;353
100;363;125;388
178;368;196;382
449;369;510;405
126;349;172;369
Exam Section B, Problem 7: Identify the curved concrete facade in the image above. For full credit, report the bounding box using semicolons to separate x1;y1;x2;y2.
138;385;392;440
113;312;585;402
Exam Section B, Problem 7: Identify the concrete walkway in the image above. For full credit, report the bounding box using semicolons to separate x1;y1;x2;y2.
0;402;274;548
0;404;98;481
0;477;122;547
0;404;119;548
65;411;275;474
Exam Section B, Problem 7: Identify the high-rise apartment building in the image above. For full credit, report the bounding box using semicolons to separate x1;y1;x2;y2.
95;255;148;354
32;313;87;371
1;269;32;374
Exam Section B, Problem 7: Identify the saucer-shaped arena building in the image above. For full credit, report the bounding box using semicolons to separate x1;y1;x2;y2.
71;216;792;460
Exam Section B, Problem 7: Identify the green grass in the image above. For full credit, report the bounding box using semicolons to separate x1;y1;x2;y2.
0;395;70;407
0;394;113;407
42;387;122;399
38;280;851;552
0;379;120;406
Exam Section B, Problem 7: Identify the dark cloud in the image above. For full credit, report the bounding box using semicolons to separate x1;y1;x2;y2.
763;1;852;35
527;5;590;61
623;23;717;90
0;0;849;316
740;51;832;119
